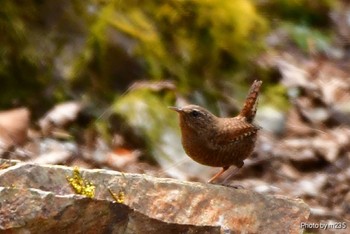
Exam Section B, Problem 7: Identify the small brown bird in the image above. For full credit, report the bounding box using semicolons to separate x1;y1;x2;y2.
170;80;262;183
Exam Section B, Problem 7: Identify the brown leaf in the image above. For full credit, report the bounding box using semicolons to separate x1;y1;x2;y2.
0;108;30;151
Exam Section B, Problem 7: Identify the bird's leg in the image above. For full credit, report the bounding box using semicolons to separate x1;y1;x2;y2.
208;166;229;183
221;166;242;184
219;162;244;187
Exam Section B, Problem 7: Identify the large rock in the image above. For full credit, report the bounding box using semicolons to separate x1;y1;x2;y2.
0;159;309;233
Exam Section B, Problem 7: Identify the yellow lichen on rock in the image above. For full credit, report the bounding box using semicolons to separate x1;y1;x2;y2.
108;188;125;204
67;166;95;198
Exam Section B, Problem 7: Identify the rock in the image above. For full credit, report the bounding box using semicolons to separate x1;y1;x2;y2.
39;101;83;136
0;159;310;233
255;105;286;134
0;187;218;233
32;138;78;165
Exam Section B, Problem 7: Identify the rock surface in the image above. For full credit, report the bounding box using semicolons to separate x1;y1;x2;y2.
0;159;309;233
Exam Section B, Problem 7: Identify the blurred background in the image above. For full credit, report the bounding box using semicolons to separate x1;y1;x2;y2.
0;0;349;231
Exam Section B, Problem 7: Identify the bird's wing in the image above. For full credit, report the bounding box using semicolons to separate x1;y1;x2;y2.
212;118;260;145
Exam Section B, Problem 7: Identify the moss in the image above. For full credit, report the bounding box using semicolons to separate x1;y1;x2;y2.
260;0;336;27
1;0;268;113
108;188;125;204
112;88;179;162
67;166;95;198
81;0;267;91
285;23;331;54
263;83;290;111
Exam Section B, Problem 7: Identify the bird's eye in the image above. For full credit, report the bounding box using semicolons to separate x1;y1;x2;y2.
190;110;201;118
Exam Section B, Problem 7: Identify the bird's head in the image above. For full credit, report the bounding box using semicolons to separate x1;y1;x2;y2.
169;105;217;132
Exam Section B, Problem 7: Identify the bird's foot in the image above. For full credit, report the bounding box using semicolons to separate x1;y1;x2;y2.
218;183;245;189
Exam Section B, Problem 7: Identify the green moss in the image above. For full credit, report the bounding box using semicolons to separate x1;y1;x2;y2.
0;0;268;113
260;0;336;27
85;0;267;89
286;23;331;54
263;83;290;111
112;88;178;162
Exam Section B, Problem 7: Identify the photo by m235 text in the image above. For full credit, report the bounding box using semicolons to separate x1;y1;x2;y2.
300;222;347;230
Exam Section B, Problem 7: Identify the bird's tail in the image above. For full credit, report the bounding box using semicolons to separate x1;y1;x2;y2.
239;80;262;123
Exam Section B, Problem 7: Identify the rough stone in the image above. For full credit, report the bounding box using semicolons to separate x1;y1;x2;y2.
0;159;309;233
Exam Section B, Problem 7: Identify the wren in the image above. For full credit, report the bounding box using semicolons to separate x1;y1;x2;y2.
170;80;262;183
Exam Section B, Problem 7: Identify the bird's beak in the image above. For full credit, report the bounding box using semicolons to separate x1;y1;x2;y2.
168;106;182;112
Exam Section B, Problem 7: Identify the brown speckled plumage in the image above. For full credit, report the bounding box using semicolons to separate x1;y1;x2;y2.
170;80;262;183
